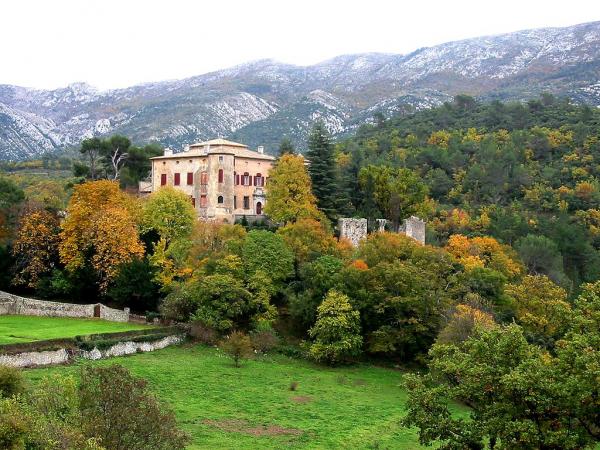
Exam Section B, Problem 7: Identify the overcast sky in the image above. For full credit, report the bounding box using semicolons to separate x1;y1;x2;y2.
2;0;599;90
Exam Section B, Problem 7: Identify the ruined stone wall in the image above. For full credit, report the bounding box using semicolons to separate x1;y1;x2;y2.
402;216;426;245
0;291;129;322
0;335;183;368
339;218;368;247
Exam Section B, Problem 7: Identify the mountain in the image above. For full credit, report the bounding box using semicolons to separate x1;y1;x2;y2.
1;21;600;160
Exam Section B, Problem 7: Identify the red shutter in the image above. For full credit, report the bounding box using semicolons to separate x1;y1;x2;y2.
174;173;180;185
191;197;196;207
218;169;224;183
160;174;167;186
187;172;193;185
236;174;239;185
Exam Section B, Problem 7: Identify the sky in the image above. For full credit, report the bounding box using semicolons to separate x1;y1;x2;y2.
2;0;599;90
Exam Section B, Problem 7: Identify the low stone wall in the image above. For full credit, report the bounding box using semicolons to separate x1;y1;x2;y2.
0;291;129;322
0;348;70;368
0;335;183;368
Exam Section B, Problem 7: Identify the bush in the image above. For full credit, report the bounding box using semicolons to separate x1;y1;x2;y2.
0;366;25;398
79;365;190;450
189;321;217;345
250;326;279;354
219;331;254;368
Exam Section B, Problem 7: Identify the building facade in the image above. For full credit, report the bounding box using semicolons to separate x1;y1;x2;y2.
146;139;275;222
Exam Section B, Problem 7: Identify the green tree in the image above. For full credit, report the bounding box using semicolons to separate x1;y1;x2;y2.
142;186;196;245
278;136;295;155
264;154;323;224
358;165;429;230
308;290;363;365
307;122;339;220
516;234;568;287
80;137;103;180
120;143;163;188
101;135;131;180
241;230;294;285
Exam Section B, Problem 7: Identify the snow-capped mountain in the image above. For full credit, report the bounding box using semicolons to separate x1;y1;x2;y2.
1;21;600;160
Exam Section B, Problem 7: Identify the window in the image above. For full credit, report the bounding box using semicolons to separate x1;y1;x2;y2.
187;172;193;185
234;196;237;209
243;196;250;209
174;173;180;186
218;169;224;183
219;155;224;163
200;195;207;207
243;172;250;186
160;174;167;186
191;196;196;208
218;195;224;204
200;172;208;184
255;173;263;187
256;201;262;215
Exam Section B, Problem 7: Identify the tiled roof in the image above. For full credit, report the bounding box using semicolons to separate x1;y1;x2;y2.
150;139;275;161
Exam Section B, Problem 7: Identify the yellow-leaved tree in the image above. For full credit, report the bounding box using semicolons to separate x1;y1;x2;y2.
264;154;325;224
59;180;144;292
445;234;523;279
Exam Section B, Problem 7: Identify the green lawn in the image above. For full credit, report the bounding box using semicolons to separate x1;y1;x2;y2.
0;315;152;344
25;344;465;449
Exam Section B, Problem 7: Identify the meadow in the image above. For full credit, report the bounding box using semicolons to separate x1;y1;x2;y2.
25;344;461;449
0;315;152;344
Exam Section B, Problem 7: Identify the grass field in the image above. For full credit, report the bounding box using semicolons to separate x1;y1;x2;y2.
0;315;152;344
25;344;465;449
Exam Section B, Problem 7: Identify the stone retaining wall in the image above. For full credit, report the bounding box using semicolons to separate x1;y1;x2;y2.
0;335;183;368
0;291;129;322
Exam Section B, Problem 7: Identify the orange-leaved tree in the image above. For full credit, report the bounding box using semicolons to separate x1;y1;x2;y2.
12;209;61;288
59;180;144;292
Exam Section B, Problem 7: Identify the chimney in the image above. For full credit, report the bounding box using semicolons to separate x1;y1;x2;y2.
257;145;264;154
164;148;173;156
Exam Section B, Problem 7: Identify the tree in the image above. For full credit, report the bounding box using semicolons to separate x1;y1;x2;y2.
59;180;144;292
80;137;103;180
101;135;131;180
404;323;600;449
219;331;254;368
515;234;568;286
241;230;294;285
0;366;25;398
119;143;163;187
264;154;323;224
505;275;572;345
445;234;523;279
0;177;24;243
79;365;189;449
12;209;60;288
306;122;339;220
278;137;295;156
107;258;160;312
142;187;196;245
308;290;363;365
358;165;430;230
436;303;497;345
277;218;339;265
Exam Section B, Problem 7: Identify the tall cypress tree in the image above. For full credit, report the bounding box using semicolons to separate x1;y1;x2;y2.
306;122;339;220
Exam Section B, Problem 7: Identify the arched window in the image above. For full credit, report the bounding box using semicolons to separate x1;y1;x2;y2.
255;173;263;187
256;201;262;215
218;169;224;183
217;195;224;204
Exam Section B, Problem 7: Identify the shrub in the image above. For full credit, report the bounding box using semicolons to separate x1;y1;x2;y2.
79;365;190;450
189;321;218;345
250;324;279;354
0;366;25;398
308;290;363;365
219;331;254;368
289;381;299;391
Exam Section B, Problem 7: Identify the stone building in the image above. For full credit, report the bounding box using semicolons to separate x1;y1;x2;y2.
146;139;275;222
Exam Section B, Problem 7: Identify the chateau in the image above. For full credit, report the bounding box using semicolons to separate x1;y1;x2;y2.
145;139;275;222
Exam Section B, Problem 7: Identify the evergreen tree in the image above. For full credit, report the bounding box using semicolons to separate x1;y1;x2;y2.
278;137;295;156
307;122;339;221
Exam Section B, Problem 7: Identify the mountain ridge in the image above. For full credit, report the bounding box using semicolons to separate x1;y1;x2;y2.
1;20;600;160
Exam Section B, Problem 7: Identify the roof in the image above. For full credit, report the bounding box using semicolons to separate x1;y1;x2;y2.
150;138;275;161
189;138;248;148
